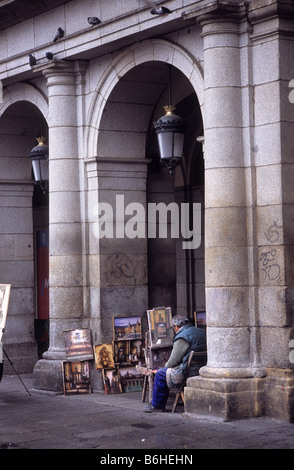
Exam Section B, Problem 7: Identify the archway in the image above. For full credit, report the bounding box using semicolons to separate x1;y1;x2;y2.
0;94;49;371
86;41;204;334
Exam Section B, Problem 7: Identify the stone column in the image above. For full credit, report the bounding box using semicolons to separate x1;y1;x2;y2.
33;62;84;391
184;3;263;420
248;0;294;422
200;6;251;377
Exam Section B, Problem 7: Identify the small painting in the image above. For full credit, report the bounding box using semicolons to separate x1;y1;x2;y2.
113;316;141;341
102;368;122;394
94;343;115;370
195;311;206;328
147;307;173;346
63;328;94;361
0;284;11;343
119;366;144;393
149;346;173;370
62;360;91;395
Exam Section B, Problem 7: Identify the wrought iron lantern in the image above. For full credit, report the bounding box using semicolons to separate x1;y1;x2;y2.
30;137;49;193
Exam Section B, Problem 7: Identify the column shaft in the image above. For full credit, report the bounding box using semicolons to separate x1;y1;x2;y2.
33;62;85;391
201;17;251;378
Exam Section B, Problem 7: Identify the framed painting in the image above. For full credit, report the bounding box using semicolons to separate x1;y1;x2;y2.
113;340;129;365
63;328;94;361
62;360;91;395
102;368;122;394
113;339;144;365
149;346;172;370
0;284;11;342
147;307;173;347
113;316;141;341
94;343;115;370
119;366;144;393
195;311;206;328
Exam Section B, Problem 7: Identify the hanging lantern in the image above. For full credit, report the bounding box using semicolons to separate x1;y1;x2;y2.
153;105;186;175
30;137;49;193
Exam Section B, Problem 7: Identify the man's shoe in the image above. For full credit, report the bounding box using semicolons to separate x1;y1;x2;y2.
143;404;164;413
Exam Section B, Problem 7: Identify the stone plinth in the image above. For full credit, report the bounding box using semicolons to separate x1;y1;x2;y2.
264;369;294;423
184;374;264;421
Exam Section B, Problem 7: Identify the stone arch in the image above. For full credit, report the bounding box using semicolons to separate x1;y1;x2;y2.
0;82;48;120
85;38;204;159
0;82;49;373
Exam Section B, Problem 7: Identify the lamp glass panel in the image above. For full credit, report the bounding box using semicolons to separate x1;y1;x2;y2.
157;131;184;160
157;132;173;160
173;133;184;159
32;158;49;182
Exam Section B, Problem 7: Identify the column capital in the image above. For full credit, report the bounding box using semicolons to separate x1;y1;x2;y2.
248;0;294;25
42;61;76;87
36;60;88;87
248;0;294;42
182;0;249;27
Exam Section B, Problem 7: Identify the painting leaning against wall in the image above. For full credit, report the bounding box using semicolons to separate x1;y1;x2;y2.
0;284;11;343
0;284;11;382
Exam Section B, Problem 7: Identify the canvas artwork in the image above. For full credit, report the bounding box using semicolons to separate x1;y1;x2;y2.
0;284;11;342
94;343;115;370
62;360;91;395
102;368;122;394
147;307;173;347
145;346;173;370
119;366;144;393
63;328;94;361
113;316;141;341
195;311;206;328
113;339;144;365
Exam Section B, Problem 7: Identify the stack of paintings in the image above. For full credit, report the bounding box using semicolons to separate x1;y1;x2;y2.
61;316;148;395
95;316;144;394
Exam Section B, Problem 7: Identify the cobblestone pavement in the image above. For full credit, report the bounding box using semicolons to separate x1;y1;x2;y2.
0;374;294;452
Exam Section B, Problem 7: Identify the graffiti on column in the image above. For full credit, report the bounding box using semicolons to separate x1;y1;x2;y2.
105;254;136;299
259;221;283;285
106;254;135;284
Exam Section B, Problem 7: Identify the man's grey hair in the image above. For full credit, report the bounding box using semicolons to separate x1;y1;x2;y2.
171;314;189;328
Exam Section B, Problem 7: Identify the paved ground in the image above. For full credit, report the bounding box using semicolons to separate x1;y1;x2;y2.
0;374;294;453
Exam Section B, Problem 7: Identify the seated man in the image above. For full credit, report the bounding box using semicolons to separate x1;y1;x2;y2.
144;314;206;412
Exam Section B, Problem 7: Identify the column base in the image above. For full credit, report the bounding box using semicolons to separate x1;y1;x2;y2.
33;358;64;393
264;368;294;423
184;375;264;421
184;368;294;422
33;351;103;393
